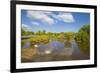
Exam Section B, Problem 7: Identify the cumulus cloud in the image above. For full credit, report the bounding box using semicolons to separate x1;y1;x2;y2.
22;24;32;31
56;13;74;23
27;10;74;25
32;21;40;26
27;11;54;25
22;24;28;28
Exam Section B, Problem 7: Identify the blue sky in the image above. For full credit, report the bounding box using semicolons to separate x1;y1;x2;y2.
21;10;90;33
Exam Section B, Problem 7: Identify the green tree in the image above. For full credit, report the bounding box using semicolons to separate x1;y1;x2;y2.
75;24;90;56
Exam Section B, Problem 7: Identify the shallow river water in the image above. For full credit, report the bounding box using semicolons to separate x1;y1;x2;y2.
22;39;89;62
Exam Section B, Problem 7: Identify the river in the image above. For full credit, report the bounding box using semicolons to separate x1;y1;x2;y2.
22;39;89;62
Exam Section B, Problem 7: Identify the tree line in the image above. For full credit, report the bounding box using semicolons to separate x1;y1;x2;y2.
75;24;90;56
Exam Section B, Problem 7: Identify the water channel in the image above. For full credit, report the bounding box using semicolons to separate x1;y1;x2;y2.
22;39;89;62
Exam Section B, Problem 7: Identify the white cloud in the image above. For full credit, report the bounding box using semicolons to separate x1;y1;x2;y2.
22;24;32;31
22;24;28;28
27;10;74;25
32;21;40;26
27;11;54;25
56;13;74;23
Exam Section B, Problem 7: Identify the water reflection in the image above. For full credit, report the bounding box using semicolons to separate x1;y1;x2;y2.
22;39;89;62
